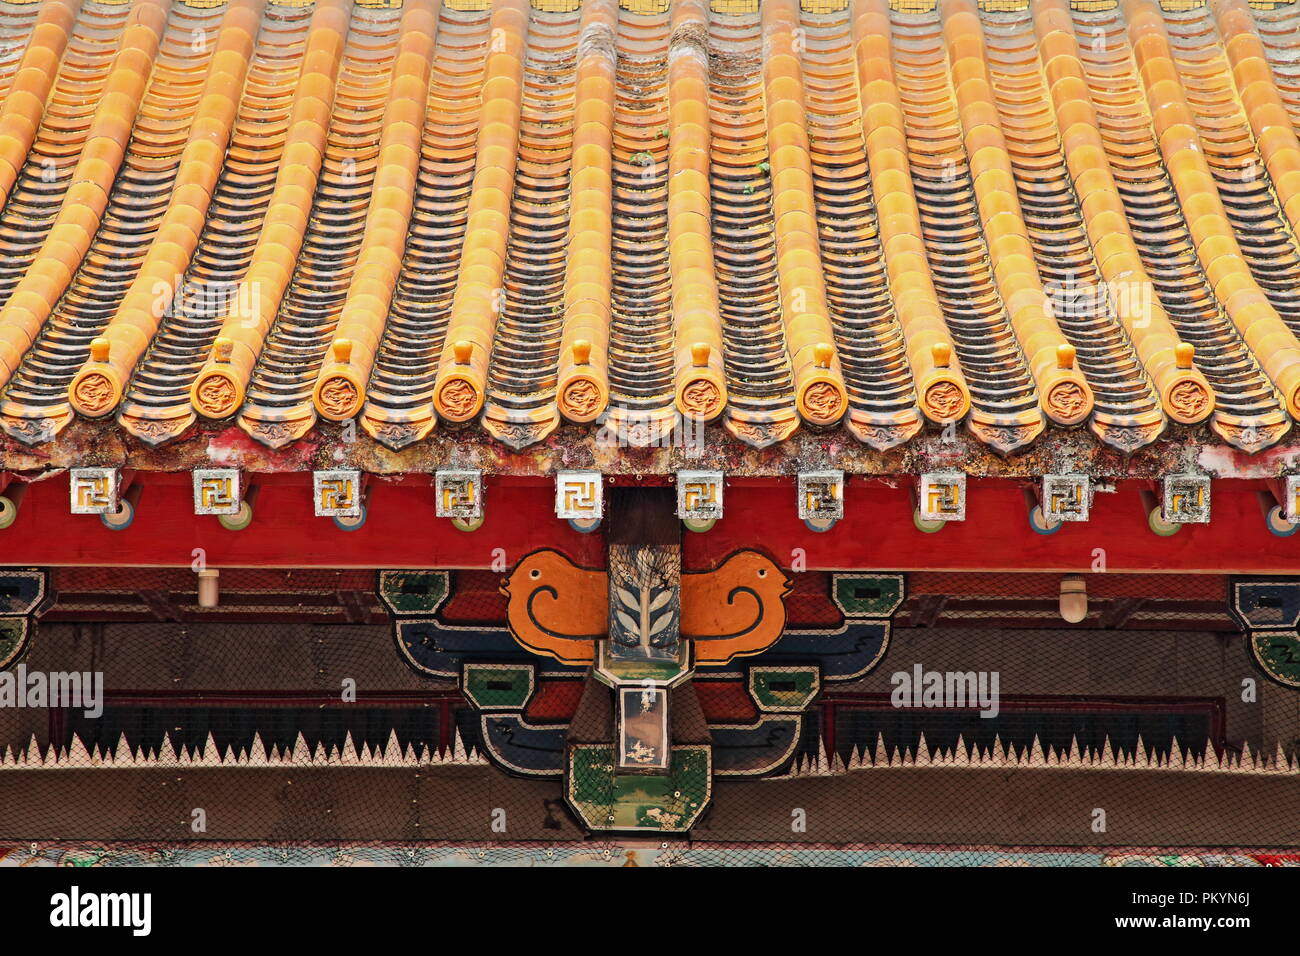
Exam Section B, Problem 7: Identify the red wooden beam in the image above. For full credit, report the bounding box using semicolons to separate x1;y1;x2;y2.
0;473;604;569
0;472;1297;573
688;478;1300;574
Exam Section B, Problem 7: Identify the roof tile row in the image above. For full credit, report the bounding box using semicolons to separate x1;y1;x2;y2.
0;0;1296;456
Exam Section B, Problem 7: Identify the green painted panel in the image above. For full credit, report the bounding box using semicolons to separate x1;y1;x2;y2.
1251;631;1300;689
750;667;819;711
568;745;711;832
834;574;904;618
463;664;533;711
378;571;448;616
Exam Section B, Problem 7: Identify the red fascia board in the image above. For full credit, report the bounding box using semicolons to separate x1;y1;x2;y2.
0;472;1296;573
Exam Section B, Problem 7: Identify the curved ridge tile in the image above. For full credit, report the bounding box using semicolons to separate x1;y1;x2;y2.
709;9;797;449
236;1;398;447
0;1;81;214
0;2;42;106
554;0;615;426
1245;1;1300;137
362;3;494;450
312;0;440;426
1069;1;1286;452
0;0;169;424
940;0;1095;429
187;0;352;427
118;1;313;446
761;0;848;429
68;0;265;422
888;3;1043;454
668;0;727;426
801;3;920;450
1209;0;1300;289
1167;5;1300;337
2;0;1298;457
986;5;1168;453
476;7;577;448
851;0;971;435
432;0;531;425
0;2;130;324
1071;0;1284;452
1120;0;1300;423
1;0;204;444
601;5;676;447
1019;1;1211;450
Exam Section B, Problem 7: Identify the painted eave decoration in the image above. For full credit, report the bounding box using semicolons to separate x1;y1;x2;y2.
378;561;901;803
0;0;1297;474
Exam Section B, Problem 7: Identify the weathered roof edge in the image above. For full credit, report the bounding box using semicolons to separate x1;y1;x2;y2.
1;415;1294;479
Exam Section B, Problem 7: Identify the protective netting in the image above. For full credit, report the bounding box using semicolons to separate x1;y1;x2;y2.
0;567;1296;866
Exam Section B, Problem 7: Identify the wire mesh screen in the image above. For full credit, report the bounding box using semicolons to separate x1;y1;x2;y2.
0;567;1296;866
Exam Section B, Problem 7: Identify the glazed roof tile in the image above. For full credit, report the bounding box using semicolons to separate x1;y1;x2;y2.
0;0;1299;454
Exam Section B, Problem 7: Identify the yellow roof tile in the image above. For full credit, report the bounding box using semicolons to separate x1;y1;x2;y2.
1;0;1299;456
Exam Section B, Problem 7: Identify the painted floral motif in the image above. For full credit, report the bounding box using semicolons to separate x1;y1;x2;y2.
7;844;1288;868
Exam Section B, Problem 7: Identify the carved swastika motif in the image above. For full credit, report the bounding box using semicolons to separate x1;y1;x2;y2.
69;468;118;515
555;471;602;520
918;472;965;522
1042;474;1090;522
314;469;362;517
798;470;844;521
192;469;241;516
1162;474;1210;524
436;469;482;519
677;470;723;520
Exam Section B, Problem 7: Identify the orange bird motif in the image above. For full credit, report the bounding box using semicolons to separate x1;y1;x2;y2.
500;549;792;666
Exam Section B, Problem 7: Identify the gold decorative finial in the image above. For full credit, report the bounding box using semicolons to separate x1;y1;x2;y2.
1056;343;1076;370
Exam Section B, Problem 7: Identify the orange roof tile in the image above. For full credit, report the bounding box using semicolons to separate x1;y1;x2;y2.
0;0;1295;455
